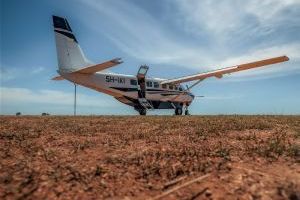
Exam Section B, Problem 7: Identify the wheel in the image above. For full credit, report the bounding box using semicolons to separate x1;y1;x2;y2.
185;109;189;115
139;109;147;115
175;107;182;115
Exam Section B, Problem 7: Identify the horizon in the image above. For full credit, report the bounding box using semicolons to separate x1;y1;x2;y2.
1;113;300;116
1;0;300;115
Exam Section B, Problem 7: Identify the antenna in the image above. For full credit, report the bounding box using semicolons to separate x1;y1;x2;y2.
74;83;77;116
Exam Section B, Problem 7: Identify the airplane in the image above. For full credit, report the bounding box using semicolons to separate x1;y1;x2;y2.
52;15;289;115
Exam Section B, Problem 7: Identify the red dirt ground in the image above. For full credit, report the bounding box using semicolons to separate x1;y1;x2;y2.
0;116;299;200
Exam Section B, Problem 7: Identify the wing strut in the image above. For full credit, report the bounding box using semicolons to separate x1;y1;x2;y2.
186;79;204;91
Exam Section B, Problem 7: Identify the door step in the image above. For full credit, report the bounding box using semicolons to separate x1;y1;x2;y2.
138;98;153;110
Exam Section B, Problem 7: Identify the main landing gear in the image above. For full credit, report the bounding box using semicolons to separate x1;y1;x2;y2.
138;109;147;116
175;104;190;115
135;106;147;115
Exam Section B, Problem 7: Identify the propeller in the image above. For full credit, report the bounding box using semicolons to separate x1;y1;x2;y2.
170;79;204;101
185;84;190;91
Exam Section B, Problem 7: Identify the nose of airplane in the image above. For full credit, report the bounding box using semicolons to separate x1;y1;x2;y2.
189;92;195;99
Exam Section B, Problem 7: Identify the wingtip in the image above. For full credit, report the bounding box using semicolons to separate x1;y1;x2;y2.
112;58;123;64
284;55;290;61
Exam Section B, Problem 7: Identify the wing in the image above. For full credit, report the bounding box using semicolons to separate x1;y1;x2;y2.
161;56;289;84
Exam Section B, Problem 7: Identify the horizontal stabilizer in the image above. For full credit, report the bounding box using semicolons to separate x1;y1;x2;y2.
52;58;123;80
52;75;64;80
75;58;123;74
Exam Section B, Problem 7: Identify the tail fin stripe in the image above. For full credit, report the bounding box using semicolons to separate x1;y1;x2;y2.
53;15;72;31
55;30;78;43
65;20;73;32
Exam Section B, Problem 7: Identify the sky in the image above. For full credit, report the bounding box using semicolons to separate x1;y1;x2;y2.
1;0;300;115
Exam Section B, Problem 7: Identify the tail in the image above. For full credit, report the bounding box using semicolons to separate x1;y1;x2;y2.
53;15;91;73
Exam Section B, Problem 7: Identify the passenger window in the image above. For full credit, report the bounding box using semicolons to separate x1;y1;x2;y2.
162;84;167;89
153;82;159;88
130;79;137;85
146;81;153;87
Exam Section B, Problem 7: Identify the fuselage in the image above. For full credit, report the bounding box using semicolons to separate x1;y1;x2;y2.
60;71;195;109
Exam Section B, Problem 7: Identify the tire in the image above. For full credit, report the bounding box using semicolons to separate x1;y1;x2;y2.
139;109;147;115
185;110;189;115
175;107;182;115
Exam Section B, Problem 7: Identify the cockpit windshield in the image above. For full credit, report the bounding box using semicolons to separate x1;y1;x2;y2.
179;85;184;91
138;66;148;75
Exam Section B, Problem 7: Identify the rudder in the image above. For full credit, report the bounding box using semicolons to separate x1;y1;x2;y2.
53;15;90;73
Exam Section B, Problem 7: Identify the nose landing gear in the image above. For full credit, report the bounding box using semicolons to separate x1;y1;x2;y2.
185;109;189;115
183;103;190;115
184;103;190;115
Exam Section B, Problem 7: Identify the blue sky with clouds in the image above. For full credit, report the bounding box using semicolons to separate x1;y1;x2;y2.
1;0;300;115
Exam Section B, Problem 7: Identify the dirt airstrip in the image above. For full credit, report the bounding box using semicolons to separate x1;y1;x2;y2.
0;116;299;199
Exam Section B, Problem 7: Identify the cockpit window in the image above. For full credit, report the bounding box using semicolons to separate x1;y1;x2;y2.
153;82;159;88
169;85;173;90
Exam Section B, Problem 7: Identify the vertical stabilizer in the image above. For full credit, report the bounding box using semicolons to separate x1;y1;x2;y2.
53;15;90;73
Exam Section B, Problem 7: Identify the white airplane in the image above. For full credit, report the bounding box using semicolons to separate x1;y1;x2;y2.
52;16;289;115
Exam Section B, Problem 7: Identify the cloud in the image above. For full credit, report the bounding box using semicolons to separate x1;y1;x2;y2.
76;0;300;81
172;0;300;41
0;87;116;107
31;66;45;74
245;0;300;22
0;64;41;82
78;0;209;65
0;66;47;82
194;95;245;100
212;43;300;80
0;67;18;82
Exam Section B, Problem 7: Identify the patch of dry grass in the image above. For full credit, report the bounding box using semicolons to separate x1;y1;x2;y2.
0;116;299;199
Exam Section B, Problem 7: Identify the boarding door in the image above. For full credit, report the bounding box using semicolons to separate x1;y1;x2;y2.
137;65;149;99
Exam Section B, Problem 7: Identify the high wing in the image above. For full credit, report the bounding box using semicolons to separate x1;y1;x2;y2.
161;56;289;85
52;58;123;80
